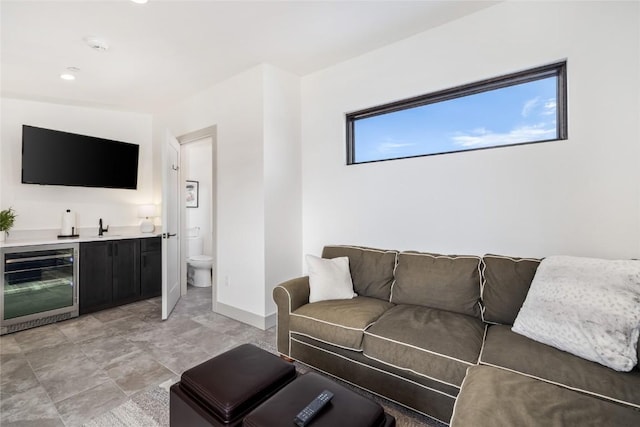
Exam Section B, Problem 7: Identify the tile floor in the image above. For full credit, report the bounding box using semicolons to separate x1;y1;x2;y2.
0;286;276;426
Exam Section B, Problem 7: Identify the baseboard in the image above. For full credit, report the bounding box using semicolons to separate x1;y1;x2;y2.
215;302;276;330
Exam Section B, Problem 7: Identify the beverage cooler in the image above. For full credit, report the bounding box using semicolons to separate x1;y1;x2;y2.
1;243;79;335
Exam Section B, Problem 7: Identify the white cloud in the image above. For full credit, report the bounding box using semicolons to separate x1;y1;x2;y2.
542;99;557;116
451;123;556;148
522;96;557;118
376;140;416;154
471;127;489;135
521;97;540;117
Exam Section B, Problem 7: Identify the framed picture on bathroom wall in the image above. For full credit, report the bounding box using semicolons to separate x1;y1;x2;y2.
186;180;199;208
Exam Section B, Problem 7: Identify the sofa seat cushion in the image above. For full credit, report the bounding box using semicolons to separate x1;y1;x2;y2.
451;365;640;427
480;325;640;409
362;304;486;388
290;297;394;351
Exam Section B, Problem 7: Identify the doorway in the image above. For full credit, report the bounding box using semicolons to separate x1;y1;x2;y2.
177;127;217;310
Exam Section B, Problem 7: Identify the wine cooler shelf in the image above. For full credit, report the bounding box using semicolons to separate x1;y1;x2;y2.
1;243;79;335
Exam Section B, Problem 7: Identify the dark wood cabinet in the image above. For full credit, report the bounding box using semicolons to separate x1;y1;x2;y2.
79;241;113;314
140;237;161;298
111;239;140;303
80;237;159;315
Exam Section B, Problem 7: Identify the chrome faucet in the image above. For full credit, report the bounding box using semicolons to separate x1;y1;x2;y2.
98;218;109;236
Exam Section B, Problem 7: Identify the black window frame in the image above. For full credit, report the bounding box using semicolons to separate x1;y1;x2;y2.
346;61;567;165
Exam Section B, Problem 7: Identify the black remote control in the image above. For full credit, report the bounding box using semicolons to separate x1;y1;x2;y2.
293;389;334;427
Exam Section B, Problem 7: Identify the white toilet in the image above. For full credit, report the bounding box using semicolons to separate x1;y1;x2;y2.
186;228;213;287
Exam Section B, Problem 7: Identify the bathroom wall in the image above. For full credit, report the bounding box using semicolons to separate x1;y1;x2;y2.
182;137;214;257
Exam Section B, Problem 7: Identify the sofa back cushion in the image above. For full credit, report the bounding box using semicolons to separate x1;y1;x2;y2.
481;254;541;325
391;251;482;318
322;245;398;300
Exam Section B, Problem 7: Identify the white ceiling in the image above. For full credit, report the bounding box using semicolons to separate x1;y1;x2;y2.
1;0;498;113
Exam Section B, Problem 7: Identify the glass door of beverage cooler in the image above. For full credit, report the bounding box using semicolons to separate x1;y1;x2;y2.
1;243;79;334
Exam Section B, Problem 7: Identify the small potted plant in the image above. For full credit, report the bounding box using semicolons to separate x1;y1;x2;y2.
0;207;17;242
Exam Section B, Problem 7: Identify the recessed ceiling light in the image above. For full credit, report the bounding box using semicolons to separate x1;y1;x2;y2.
60;67;80;81
131;0;148;4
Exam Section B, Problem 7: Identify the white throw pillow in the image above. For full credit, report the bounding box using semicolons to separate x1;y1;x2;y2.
306;254;357;303
512;255;640;372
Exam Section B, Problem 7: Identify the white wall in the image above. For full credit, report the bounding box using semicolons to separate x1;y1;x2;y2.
300;1;640;260
0;98;154;232
154;64;302;326
155;66;265;319
263;65;302;316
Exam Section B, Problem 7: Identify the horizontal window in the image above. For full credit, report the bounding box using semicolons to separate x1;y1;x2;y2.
346;61;567;164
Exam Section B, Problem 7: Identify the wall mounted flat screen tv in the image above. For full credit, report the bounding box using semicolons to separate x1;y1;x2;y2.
22;125;139;189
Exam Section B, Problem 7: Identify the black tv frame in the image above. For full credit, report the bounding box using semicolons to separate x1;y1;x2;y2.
21;125;140;190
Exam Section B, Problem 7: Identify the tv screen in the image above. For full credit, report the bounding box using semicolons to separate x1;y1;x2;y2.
21;125;139;189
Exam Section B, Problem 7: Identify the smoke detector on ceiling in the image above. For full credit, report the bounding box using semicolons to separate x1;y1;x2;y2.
84;37;109;52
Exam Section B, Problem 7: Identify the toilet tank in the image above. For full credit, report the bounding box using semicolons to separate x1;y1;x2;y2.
187;236;203;258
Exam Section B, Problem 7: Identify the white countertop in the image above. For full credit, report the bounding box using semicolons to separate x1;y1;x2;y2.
1;228;161;249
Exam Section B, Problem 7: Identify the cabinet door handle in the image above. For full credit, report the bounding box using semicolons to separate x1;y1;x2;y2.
142;254;147;267
107;243;112;257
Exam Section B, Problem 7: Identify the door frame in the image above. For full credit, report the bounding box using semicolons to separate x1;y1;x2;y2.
177;125;218;312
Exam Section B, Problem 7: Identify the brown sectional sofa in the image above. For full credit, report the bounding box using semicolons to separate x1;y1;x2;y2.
273;245;640;425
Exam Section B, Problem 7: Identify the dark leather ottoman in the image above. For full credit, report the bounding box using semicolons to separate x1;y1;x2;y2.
244;372;396;427
170;344;297;426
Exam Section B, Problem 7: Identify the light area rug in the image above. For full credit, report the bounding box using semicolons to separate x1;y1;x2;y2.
84;386;169;427
85;376;444;427
85;340;444;427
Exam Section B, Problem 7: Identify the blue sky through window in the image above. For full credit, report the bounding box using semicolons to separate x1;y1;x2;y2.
353;76;558;163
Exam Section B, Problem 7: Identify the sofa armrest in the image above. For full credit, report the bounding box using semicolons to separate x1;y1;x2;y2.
273;276;310;356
